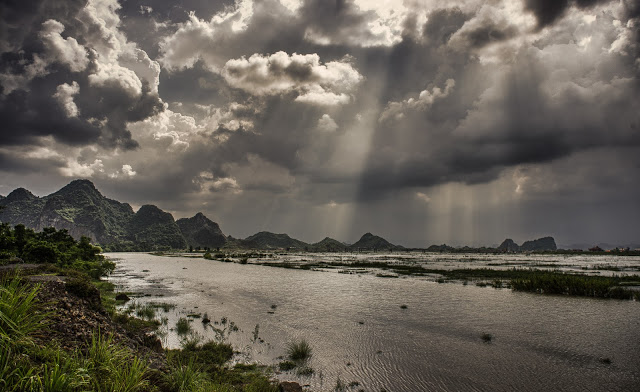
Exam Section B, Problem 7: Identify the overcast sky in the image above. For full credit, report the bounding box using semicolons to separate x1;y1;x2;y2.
1;0;639;247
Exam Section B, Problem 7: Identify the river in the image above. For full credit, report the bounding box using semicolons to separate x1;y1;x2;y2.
107;252;640;392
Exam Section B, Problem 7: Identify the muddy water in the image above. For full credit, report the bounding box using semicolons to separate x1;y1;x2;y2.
107;252;640;392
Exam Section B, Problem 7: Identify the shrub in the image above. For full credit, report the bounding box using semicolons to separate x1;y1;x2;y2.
22;241;61;264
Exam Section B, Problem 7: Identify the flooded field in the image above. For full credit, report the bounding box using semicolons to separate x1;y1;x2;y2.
107;252;640;392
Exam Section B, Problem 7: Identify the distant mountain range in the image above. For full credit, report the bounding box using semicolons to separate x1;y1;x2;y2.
0;179;599;252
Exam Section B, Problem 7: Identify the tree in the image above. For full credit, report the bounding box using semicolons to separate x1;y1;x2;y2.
22;241;61;264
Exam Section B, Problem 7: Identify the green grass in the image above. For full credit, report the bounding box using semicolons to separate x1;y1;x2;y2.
84;332;150;392
135;304;157;321
176;317;192;336
164;358;211;392
287;339;312;362
0;276;47;345
510;271;637;299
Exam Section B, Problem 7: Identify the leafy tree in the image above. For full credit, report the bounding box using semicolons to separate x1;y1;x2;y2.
22;241;61;264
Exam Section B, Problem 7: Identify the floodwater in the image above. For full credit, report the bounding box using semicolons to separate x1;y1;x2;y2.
107;252;640;392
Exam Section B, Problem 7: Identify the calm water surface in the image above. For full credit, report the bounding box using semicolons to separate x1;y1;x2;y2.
107;252;640;392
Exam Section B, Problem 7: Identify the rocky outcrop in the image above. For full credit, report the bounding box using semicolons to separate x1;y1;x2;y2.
520;236;557;252
241;231;309;250
310;237;348;252
176;212;227;249
348;233;402;251
498;239;520;252
127;205;187;250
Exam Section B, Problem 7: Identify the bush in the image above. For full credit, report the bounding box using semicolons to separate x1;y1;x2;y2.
65;277;100;301
22;241;61;264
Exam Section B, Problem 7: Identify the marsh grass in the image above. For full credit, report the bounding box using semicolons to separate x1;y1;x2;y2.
510;272;636;299
135;304;157;321
287;339;312;362
149;302;175;312
176;317;192;336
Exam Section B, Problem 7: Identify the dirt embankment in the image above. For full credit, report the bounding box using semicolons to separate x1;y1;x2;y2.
2;264;164;367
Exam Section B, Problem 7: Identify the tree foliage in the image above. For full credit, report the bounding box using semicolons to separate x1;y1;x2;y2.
0;224;114;278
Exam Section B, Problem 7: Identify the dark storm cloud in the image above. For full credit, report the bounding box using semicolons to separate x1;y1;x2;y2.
456;21;518;49
0;149;66;174
0;0;87;52
423;8;470;45
297;0;388;46
0;0;163;152
354;10;640;201
524;0;613;28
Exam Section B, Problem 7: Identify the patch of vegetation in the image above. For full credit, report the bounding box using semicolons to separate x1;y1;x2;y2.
287;339;312;362
278;360;296;371
135;304;157;321
0;276;47;346
176;317;192;336
0;223;284;391
510;271;638;299
296;365;314;376
256;255;640;300
481;333;493;343
0;224;114;279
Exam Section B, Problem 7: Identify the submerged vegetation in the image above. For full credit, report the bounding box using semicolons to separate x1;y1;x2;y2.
252;256;640;300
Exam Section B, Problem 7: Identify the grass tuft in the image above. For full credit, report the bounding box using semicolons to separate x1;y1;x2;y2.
176;317;192;336
287;339;312;362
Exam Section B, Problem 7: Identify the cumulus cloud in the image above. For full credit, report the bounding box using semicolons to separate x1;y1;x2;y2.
0;0;163;151
53;82;80;117
222;51;362;105
39;19;89;72
317;114;338;132
379;79;455;122
60;158;104;177
88;59;143;98
159;0;254;72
